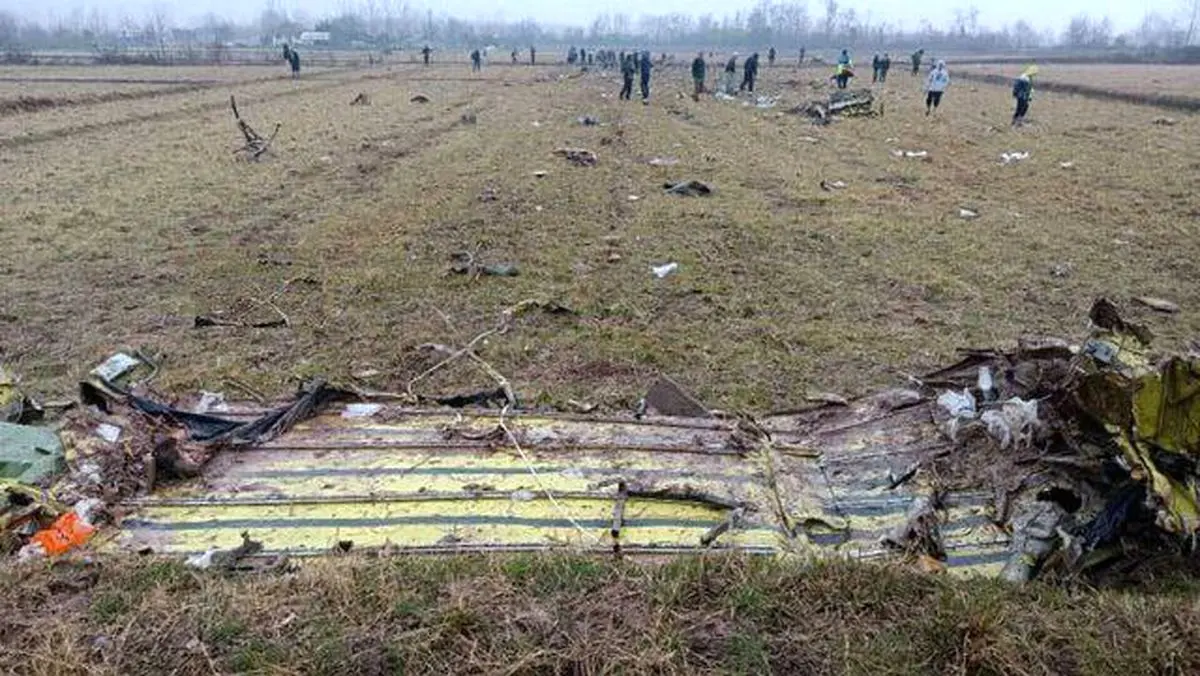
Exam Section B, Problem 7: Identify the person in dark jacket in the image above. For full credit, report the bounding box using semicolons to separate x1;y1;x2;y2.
282;43;291;62
619;54;635;100
421;45;431;66
288;49;300;78
740;52;759;93
1012;65;1037;126
872;53;881;83
529;45;536;65
691;52;707;100
799;47;806;65
880;53;892;82
470;49;481;72
568;46;577;65
911;49;924;76
638;50;652;103
721;53;738;94
768;46;776;66
511;48;518;64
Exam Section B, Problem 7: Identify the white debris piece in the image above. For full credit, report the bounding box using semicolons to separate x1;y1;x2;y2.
186;549;218;570
937;389;977;419
195;391;227;414
980;398;1042;450
651;262;680;279
959;208;979;220
510;489;537;502
1000;151;1030;164
342;403;384;419
1059;161;1075;169
95;423;122;443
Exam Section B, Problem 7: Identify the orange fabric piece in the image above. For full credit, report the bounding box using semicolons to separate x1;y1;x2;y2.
30;512;95;556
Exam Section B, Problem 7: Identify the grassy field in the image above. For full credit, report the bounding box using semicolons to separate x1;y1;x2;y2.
1;61;1197;412
965;63;1200;98
4;554;1200;675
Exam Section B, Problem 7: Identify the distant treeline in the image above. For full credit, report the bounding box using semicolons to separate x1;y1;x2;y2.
1;1;1198;62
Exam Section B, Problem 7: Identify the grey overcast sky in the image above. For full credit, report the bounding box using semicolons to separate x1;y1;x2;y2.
4;0;1181;33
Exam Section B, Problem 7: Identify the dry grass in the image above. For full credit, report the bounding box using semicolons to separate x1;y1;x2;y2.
1;61;1198;412
965;63;1200;98
4;554;1200;675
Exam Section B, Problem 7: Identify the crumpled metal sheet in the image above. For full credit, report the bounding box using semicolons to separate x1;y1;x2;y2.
114;400;1009;574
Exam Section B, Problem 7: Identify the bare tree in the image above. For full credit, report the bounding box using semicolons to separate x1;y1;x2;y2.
1185;0;1200;45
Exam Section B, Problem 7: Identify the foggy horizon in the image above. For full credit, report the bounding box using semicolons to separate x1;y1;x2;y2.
2;0;1182;35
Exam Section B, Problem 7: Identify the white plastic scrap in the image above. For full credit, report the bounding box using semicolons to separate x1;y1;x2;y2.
1000;151;1030;164
651;262;679;279
893;150;928;158
958;208;979;220
1059;161;1075;169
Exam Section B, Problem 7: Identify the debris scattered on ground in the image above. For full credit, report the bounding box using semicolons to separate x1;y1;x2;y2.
576;115;601;126
1051;263;1072;278
643;376;710;418
1133;296;1180;314
745;96;776;109
651;262;679;279
892;149;928;159
663;180;712;197
791;89;875;124
1060;161;1076;169
342;403;384;418
646;156;679;166
805;392;849;406
958;208;979;220
1153;117;1178;126
0;422;65;485
820;179;848;191
478;187;498;202
532;170;547;178
186;531;265;570
1;366;44;424
230;95;280;161
349;92;370;106
449;251;520;278
1000;151;1030;164
410;94;430;103
553;148;598;167
459;111;477;125
798;136;820;143
627;195;640;201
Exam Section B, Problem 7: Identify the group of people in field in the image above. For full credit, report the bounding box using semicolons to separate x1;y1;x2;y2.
286;42;1040;126
828;46;1038;125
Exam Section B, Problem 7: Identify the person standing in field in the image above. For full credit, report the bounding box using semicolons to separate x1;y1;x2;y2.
421;45;431;66
288;49;300;79
911;49;924;76
639;50;653;104
872;53;881;83
619;53;635;101
722;53;738;94
691;52;707;101
924;60;950;115
768;46;776;67
799;47;806;65
1012;65;1037;126
282;43;291;63
470;49;481;72
530;45;536;65
740;52;759;93
880;53;892;82
833;50;852;90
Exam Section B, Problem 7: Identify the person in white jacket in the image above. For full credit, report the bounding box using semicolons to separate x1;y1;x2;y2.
925;60;950;115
